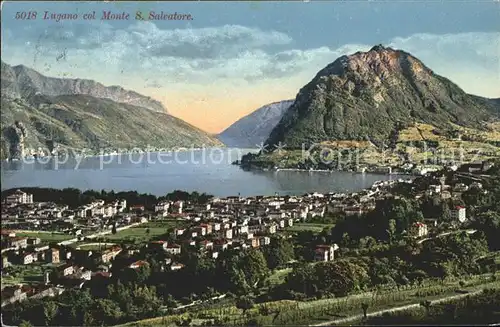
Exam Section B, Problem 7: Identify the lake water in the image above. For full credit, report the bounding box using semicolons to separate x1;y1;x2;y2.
1;148;394;197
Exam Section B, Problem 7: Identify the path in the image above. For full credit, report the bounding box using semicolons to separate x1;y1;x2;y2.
311;289;484;326
58;222;145;246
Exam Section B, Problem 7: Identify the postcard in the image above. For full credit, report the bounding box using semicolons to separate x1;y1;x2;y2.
1;1;499;326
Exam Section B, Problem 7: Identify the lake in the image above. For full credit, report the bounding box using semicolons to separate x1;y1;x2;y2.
1;148;394;197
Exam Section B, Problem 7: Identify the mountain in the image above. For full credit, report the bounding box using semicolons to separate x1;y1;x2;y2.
265;45;500;149
1;61;167;113
0;64;222;159
217;100;294;148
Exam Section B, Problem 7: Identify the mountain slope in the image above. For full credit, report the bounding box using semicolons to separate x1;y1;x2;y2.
0;63;222;159
265;45;500;149
1;61;167;113
218;100;294;148
1;94;222;159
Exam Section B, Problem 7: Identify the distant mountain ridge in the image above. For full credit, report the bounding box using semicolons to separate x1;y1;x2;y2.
265;45;500;149
1;61;167;113
218;100;294;148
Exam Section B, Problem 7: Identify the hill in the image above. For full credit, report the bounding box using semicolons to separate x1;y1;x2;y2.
0;63;222;159
217;100;294;148
265;45;499;150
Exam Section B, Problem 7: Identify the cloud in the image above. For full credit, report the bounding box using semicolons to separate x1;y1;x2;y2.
2;21;499;97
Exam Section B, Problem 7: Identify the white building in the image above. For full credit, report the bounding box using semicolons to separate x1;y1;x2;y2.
451;206;467;223
411;222;429;238
5;190;33;205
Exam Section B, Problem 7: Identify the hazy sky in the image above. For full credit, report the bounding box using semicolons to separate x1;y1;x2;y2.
2;1;499;133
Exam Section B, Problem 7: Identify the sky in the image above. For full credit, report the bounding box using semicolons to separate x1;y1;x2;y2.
2;1;499;134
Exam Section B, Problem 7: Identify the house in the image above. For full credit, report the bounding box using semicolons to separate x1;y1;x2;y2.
238;225;249;235
248;237;260;248
214;240;229;251
266;224;277;234
2;255;9;268
1;286;28;307
411;222;429;238
5;189;33;205
130;204;145;212
46;248;60;264
170;263;185;271
174;228;186;236
314;244;339;262
101;246;122;263
61;264;75;276
129;260;149;269
212;222;221;231
199;223;213;234
1;230;16;238
198;240;213;250
224;229;233;239
150;240;169;251
259;236;270;246
155;202;170;212
9;237;28;249
21;253;35;265
27;237;41;246
172;201;184;214
165;244;182;255
451;206;467;223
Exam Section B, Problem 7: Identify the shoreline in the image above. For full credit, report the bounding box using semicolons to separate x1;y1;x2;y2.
243;166;419;177
6;146;232;162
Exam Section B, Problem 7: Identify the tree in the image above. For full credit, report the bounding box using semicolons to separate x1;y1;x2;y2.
264;237;295;269
239;249;270;288
471;211;500;250
361;303;369;319
42;301;58;326
19;321;33;327
387;219;396;244
92;299;123;326
420;300;432;316
112;224;117;235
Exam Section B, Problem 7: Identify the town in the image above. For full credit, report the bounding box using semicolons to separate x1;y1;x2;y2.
1;159;499;326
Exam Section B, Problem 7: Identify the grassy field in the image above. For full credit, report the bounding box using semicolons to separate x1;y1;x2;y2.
15;231;74;243
266;268;292;286
1;263;58;287
101;219;186;243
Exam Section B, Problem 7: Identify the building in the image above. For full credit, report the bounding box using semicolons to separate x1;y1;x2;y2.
451;206;467;223
314;244;339;262
9;237;28;249
101;246;122;263
129;260;149;269
165;244;182;255
155;202;170;212
21;253;35;265
411;222;429;238
5;189;33;205
46;248;60;264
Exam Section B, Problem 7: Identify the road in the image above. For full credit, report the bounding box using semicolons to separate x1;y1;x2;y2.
311;289;484;326
417;229;476;244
